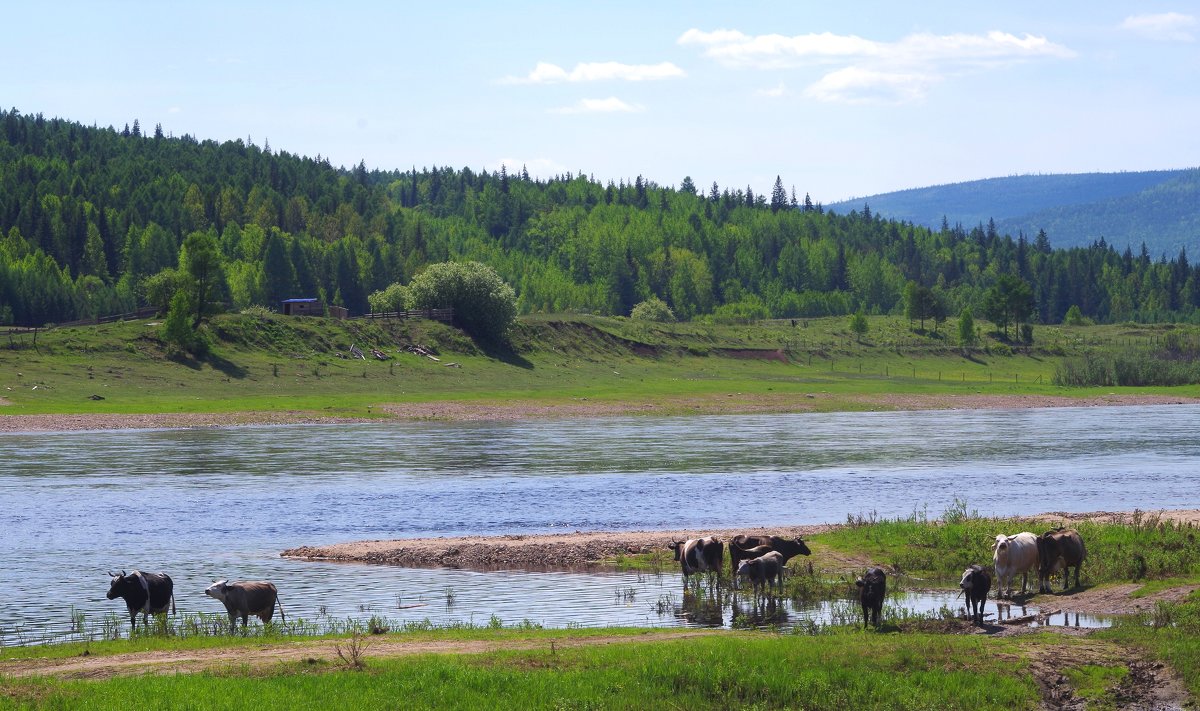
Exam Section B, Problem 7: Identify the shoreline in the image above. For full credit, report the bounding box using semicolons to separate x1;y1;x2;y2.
281;509;1200;572
3;392;1198;433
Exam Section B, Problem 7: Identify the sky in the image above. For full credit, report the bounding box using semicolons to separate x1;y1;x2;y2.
4;1;1199;203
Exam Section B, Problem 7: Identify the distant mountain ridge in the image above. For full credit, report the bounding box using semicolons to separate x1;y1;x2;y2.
828;169;1200;257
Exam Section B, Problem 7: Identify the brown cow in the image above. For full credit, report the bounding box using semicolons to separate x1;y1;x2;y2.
856;567;887;628
728;535;811;580
1037;529;1087;593
204;580;286;631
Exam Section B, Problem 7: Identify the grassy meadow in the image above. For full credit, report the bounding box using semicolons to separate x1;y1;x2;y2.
2;312;1199;419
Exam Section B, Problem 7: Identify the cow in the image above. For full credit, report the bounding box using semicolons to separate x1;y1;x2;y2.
856;567;887;628
736;551;786;597
991;532;1039;599
667;537;723;581
204;580;286;631
106;570;176;631
1037;529;1087;593
959;565;991;625
728;534;811;581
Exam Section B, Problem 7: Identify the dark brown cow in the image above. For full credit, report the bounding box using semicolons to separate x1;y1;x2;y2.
856;567;886;628
204;580;286;631
667;537;723;580
1037;529;1087;593
959;565;991;625
106;570;176;631
728;535;811;580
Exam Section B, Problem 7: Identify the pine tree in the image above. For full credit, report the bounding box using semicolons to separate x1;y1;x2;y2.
770;176;787;213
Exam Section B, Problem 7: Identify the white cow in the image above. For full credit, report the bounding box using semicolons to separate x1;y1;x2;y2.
991;532;1039;599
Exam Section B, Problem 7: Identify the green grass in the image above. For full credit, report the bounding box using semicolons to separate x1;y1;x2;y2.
1062;665;1128;710
2;313;1198;419
808;502;1200;587
0;630;1044;711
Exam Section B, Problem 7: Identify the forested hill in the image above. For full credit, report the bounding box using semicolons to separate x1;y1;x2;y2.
2;109;1199;329
827;169;1200;257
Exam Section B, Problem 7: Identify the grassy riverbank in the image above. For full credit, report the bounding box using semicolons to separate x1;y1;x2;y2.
5;617;1199;710
2;312;1198;423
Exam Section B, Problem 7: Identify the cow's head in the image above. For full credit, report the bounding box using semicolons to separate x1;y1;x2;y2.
736;559;756;578
106;571;131;600
786;537;812;556
204;580;230;602
959;567;980;592
856;568;886;596
667;541;682;561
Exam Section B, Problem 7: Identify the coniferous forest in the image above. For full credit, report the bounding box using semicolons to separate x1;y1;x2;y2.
2;109;1198;329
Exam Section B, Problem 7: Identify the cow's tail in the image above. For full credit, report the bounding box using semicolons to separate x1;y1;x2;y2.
171;593;177;617
276;595;286;623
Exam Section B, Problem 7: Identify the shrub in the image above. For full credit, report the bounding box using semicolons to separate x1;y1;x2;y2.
709;296;769;324
630;297;676;322
408;261;517;342
368;283;409;313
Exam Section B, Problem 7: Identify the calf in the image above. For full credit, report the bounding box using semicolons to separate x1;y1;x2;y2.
992;532;1039;599
1037;529;1087;593
667;537;723;580
728;534;811;580
855;567;887;628
959;565;991;625
736;551;786;597
106;570;176;632
204;580;286;631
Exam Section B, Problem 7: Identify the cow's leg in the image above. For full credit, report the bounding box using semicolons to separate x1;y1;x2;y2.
1020;572;1027;596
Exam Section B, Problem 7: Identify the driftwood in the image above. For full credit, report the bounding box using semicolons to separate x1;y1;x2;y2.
997;608;1061;626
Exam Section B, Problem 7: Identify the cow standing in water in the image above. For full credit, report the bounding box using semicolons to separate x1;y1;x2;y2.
667;537;723;584
959;565;992;625
204;580;286;631
106;570;176;632
728;535;811;581
856;567;887;629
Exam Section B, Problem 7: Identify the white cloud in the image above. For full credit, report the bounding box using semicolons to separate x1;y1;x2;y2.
167;106;182;114
678;27;1074;103
550;97;643;114
756;82;789;98
1121;12;1196;42
803;68;936;104
504;61;685;84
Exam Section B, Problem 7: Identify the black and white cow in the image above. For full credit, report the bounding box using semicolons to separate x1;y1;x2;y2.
106;570;176;631
667;537;723;581
959;565;992;625
204;580;286;631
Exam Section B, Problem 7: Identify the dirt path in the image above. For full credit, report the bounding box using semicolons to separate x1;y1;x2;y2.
1025;638;1190;711
0;630;719;680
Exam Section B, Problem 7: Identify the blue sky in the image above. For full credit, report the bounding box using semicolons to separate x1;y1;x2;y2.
5;2;1198;202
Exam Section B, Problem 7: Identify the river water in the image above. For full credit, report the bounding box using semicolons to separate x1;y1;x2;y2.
1;405;1194;644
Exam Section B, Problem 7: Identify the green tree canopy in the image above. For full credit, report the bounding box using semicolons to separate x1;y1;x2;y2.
982;274;1034;339
408;261;517;342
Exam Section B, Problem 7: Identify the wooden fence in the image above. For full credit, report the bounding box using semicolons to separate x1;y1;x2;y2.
359;308;454;323
52;306;160;328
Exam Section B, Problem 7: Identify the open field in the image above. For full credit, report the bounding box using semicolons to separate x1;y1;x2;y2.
2;313;1199;430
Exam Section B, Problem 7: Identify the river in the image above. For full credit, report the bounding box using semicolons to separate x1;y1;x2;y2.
1;405;1195;643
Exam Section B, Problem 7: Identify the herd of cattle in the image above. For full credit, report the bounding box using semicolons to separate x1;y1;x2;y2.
669;527;1088;627
105;571;285;632
102;528;1087;633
